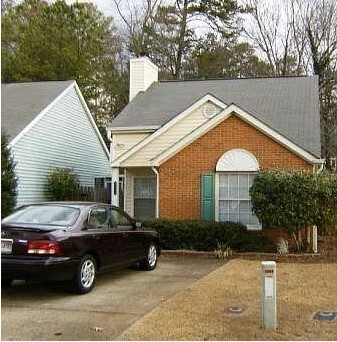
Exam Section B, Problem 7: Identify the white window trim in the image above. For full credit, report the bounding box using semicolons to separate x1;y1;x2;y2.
215;173;262;230
132;176;157;218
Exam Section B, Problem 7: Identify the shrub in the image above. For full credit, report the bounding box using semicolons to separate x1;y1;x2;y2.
1;133;17;218
45;168;80;201
250;170;337;250
142;218;270;252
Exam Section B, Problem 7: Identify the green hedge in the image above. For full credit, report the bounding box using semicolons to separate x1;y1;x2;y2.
143;218;270;252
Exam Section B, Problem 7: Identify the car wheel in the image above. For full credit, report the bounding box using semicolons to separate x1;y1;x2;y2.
1;278;13;287
140;242;158;271
73;255;96;294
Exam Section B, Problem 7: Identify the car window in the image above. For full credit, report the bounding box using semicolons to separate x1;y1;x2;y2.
110;209;133;230
2;205;80;227
88;207;109;229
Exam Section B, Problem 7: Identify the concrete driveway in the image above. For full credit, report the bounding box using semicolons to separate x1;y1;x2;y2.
1;256;223;341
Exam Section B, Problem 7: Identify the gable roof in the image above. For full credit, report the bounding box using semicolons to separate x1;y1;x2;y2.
2;80;74;141
109;76;321;158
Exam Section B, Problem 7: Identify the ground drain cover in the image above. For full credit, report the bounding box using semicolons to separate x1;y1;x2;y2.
313;311;337;321
227;306;245;314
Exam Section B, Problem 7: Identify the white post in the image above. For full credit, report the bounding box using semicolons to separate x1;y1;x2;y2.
313;225;318;253
111;167;119;206
261;261;277;330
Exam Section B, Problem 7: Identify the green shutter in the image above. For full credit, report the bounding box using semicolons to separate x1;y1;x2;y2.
201;174;215;221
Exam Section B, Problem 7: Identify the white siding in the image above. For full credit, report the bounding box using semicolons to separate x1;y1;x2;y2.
113;132;150;160
122;103;222;167
12;86;111;206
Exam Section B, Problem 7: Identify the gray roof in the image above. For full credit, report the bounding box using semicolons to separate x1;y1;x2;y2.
2;80;74;141
110;76;321;158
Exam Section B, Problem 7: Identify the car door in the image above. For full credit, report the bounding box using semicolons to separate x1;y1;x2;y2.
110;207;143;263
86;206;126;270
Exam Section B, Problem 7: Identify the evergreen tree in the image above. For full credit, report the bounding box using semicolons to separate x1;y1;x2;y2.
1;134;17;218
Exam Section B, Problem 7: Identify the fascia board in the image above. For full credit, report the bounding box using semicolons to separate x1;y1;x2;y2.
112;94;227;166
151;104;321;166
9;81;76;148
108;126;159;133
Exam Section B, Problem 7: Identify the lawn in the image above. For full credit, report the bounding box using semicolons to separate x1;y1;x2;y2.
118;259;337;341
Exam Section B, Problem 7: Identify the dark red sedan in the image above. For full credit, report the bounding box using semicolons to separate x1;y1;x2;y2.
1;202;160;294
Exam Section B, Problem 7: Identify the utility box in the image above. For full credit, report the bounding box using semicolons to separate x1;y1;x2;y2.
261;261;277;330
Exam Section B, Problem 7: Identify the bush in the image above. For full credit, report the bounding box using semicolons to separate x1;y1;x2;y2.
45;168;80;201
250;170;337;250
142;218;270;252
1;133;17;218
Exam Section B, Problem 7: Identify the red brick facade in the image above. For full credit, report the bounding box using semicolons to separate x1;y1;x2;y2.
158;114;312;219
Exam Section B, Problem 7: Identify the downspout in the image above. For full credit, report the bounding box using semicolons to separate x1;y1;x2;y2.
151;166;159;218
313;159;325;174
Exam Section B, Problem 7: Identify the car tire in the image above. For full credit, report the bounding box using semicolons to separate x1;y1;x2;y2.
140;242;158;271
1;278;13;287
73;255;96;294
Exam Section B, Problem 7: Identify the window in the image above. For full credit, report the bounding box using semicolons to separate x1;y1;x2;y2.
218;173;259;227
215;149;260;229
88;207;109;229
134;177;156;219
110;208;133;230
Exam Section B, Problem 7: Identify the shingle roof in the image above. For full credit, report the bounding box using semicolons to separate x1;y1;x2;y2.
110;76;321;158
1;80;74;141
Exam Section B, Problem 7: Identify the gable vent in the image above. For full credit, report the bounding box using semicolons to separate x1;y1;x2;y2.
202;103;217;119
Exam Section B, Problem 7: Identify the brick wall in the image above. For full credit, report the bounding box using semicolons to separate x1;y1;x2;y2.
159;115;312;219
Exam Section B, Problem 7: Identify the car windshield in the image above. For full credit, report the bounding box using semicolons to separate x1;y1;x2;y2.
2;205;80;227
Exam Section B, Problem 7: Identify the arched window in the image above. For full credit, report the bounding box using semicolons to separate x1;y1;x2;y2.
216;149;259;172
215;149;261;229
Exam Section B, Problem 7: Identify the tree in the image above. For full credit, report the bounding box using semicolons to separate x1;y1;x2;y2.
243;0;337;166
243;0;303;76
1;0;126;131
1;134;17;218
188;33;272;78
304;0;337;169
113;0;245;79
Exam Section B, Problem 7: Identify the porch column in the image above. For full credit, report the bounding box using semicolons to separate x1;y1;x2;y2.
111;167;119;206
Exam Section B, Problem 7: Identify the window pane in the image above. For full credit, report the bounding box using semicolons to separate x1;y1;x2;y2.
239;200;250;213
134;178;156;198
219;174;228;199
238;174;249;199
228;174;238;199
228;200;239;213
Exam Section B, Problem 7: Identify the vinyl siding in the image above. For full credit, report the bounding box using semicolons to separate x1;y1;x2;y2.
12;85;111;206
122;103;221;167
113;132;150;160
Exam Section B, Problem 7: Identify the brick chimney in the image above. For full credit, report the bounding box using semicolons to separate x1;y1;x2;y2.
129;56;158;102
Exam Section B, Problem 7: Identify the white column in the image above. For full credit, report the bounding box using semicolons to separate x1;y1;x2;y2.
111;167;119;206
261;261;277;330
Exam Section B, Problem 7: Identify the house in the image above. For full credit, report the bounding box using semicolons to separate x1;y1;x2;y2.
2;80;111;206
107;57;324;228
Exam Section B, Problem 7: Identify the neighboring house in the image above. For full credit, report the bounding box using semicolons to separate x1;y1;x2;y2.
107;57;324;228
2;80;111;206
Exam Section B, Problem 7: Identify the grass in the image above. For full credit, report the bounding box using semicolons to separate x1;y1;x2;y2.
118;259;337;341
